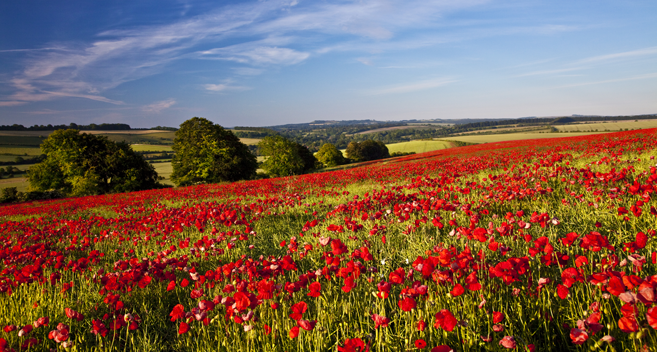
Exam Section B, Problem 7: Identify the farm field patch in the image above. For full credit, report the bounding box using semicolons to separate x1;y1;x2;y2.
0;129;656;351
131;144;173;152
555;119;657;132
386;140;452;154
446;131;608;144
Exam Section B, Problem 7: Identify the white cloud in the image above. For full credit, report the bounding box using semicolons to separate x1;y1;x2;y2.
204;83;250;92
0;101;26;107
143;99;176;113
575;46;657;64
365;78;456;95
516;67;584;77
200;44;310;66
357;58;373;66
552;72;657;88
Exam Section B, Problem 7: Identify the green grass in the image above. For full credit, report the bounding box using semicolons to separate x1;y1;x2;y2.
0;135;47;146
554;119;657;132
101;132;176;144
386;140;452;154
0;177;29;192
152;162;174;186
0;146;43;156
446;131;608;144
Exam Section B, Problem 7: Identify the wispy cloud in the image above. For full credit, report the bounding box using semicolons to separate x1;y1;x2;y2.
143;99;176;113
364;77;456;95
1;0;582;108
552;72;657;88
356;58;373;66
199;44;310;66
575;46;657;64
516;67;584;77
0;101;26;107
204;82;251;92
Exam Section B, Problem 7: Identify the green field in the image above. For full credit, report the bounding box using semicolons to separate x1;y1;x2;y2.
100;131;176;144
554;119;657;132
0;146;43;156
152;162;174;186
0;177;29;192
131;144;173;152
386;140;452;154
446;131;608;144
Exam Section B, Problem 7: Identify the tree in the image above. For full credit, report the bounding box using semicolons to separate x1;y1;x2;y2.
315;143;346;167
345;140;390;162
296;143;319;171
171;117;257;186
259;136;316;177
27;129;159;196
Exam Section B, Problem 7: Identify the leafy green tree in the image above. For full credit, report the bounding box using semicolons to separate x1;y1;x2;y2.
345;140;390;162
259;136;316;177
315;143;346;167
296;143;318;171
27;129;159;196
171;117;257;186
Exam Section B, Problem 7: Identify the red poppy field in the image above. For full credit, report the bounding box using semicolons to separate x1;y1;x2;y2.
1;129;657;352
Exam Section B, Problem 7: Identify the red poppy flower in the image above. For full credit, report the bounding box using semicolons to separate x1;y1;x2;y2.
167;281;176;291
289;326;300;339
398;297;416;312
431;346;453;352
499;336;516;349
178;322;189;334
298;319;316;331
417;320;426;331
647;307;657;329
618;317;639;333
434;309;457;332
570;328;589;345
415;339;427;349
169;304;185;322
450;284;465;297
289;301;308;321
65;308;84;322
91;319;108;337
338;338;367;352
308;282;321;297
557;284;569;299
371;314;390;329
493;311;505;324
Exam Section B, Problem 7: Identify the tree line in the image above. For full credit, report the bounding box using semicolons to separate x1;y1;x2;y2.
3;117;394;203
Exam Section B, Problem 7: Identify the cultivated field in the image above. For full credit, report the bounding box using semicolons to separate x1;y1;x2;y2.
446;131;608;144
1;129;656;351
554;119;657;132
386;140;452;154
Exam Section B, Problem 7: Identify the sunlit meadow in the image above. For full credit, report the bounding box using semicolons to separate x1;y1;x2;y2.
1;129;657;351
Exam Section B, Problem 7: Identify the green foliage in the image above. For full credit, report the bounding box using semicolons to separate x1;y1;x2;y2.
258;136;316;177
345;140;390;162
171;117;257;186
315;143;346;167
0;187;18;203
27;129;160;196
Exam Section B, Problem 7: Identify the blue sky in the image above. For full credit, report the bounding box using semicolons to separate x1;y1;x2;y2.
0;0;656;128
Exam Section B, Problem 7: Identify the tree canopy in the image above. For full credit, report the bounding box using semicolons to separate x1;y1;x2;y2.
171;117;257;186
345;140;390;162
259;136;317;177
315;143;346;167
27;129;159;196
